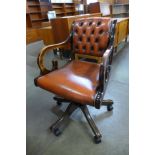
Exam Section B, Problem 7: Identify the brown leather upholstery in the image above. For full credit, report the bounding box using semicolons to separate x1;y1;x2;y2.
35;17;116;142
73;17;111;57
37;60;100;106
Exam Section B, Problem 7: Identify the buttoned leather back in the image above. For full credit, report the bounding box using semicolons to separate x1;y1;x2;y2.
73;17;111;57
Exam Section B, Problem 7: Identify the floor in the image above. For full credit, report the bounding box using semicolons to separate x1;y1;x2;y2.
26;41;129;155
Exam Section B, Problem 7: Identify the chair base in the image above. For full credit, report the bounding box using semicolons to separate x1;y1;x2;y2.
51;97;113;144
53;96;70;106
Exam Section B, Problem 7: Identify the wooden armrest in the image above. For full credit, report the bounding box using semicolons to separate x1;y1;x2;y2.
102;46;113;67
97;46;113;92
37;39;70;74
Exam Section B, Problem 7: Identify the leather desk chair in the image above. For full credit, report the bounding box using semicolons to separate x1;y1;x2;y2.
35;17;117;144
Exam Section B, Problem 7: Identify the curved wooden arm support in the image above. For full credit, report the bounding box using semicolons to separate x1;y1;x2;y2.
99;46;113;88
95;47;113;109
103;47;113;67
94;20;117;109
37;39;70;75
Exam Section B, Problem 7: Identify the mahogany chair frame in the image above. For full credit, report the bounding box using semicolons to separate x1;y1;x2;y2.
35;18;117;144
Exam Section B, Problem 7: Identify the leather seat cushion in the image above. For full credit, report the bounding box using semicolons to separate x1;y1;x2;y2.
36;60;100;106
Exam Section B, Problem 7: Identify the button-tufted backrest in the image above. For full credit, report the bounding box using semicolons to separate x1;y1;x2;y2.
73;17;111;57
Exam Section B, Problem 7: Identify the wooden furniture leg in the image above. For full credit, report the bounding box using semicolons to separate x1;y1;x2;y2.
50;103;78;136
80;105;102;144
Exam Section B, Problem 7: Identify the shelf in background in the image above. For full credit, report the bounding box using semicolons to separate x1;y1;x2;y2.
88;2;129;18
27;1;77;28
113;12;129;15
113;3;129;6
30;11;49;14
31;18;48;22
28;4;49;7
52;7;63;9
28;4;40;7
65;6;74;8
29;11;41;14
66;11;76;13
56;12;66;15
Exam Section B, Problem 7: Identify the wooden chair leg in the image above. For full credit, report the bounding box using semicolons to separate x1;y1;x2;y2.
50;102;111;143
50;103;78;136
80;105;102;144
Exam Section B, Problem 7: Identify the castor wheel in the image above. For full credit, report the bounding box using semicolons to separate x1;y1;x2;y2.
94;136;101;144
53;128;61;136
107;105;113;111
57;102;62;106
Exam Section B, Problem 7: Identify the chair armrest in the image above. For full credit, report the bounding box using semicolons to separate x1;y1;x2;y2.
37;38;70;75
95;20;117;109
97;46;113;90
102;46;113;67
95;47;113;109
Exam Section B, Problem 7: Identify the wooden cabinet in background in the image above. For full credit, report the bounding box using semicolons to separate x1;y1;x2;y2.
39;26;55;45
114;18;129;53
52;3;77;17
26;13;102;45
112;3;129;17
50;13;102;44
88;2;129;18
26;28;41;44
26;0;78;44
26;0;51;28
115;0;129;4
26;0;78;28
88;2;111;17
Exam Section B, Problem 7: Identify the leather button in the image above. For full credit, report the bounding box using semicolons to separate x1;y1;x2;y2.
91;46;94;50
97;21;101;26
91;29;94;34
79;36;82;41
75;29;78;34
79;22;83;26
95;38;99;42
99;29;103;34
89;21;92;26
83;46;86;50
87;37;90;42
75;45;78;49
